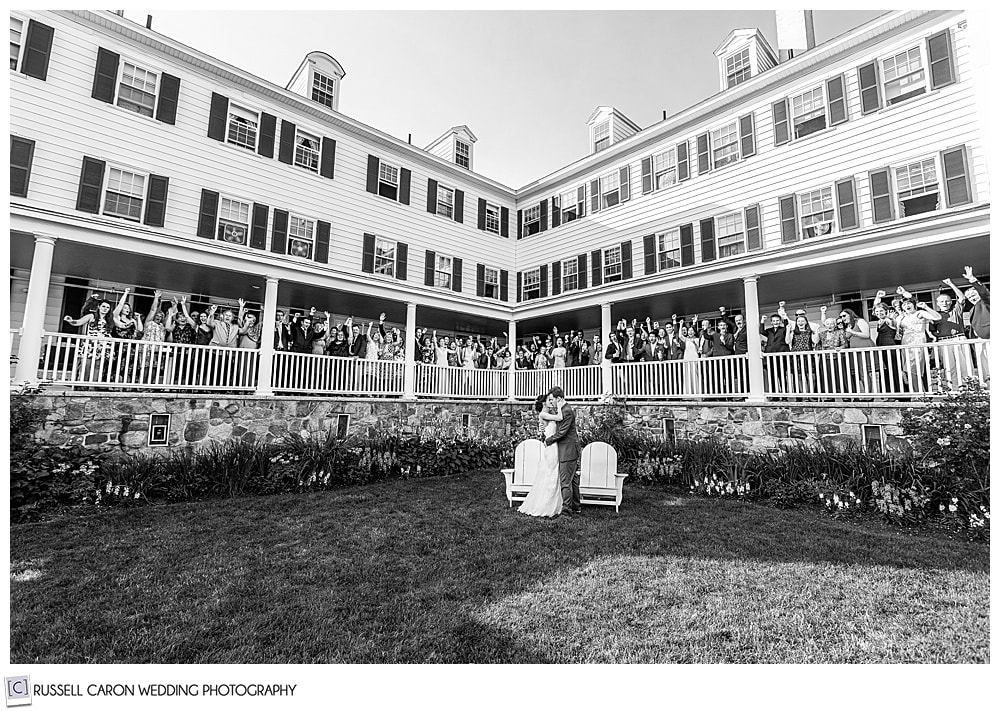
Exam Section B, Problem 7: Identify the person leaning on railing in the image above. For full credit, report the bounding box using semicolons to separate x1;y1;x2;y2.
894;288;941;393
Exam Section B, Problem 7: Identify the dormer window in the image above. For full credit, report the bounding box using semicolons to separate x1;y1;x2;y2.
726;47;751;88
311;71;336;108
593;121;610;152
455;140;470;169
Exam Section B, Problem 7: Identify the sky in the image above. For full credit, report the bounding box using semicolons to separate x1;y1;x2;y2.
128;10;887;189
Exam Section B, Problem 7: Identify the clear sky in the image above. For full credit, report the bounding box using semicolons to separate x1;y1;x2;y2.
133;10;887;189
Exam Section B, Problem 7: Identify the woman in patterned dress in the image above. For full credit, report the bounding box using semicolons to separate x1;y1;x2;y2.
63;299;114;384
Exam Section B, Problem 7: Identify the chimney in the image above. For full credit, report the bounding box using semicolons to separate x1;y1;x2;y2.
146;14;153;30
776;10;816;62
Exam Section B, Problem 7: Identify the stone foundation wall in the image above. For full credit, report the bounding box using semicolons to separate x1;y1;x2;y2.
27;393;912;455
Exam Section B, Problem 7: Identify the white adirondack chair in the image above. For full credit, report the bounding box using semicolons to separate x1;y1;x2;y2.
579;442;627;512
501;439;545;506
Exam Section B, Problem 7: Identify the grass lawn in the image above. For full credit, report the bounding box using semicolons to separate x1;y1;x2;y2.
9;469;989;663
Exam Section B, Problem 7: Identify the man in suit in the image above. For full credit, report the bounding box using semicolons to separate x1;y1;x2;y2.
544;386;581;514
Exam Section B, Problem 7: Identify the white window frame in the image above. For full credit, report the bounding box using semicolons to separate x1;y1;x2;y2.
522;204;541;236
293;127;321;173
455;139;471;169
881;45;928;107
102;165;147;222
726;47;751;88
798;186;836;239
483;265;500;299
226;103;259;152
790;84;828;140
600;169;620;209
710;120;740;169
436;184;455;220
114;58;160;118
484;202;500;234
10;15;25;72
652;147;678;190
656;228;681;271
593;120;610;152
374;237;396;277
434;253;453;289
522;267;541;300
894;155;940;218
603;245;623;283
148;413;171;447
311;71;336;108
715;211;746;259
216;195;252;246
559;188;581;223
287;214;315;259
561;258;579;292
378;161;400;201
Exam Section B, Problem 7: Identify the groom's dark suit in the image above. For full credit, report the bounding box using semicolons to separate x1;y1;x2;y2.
545;401;580;511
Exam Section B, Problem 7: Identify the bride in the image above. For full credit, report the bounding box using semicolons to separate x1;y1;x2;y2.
518;392;564;518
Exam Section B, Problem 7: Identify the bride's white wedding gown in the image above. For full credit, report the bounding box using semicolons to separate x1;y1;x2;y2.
518;420;563;517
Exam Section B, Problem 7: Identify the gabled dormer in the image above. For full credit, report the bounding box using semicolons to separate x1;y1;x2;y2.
713;29;778;92
424;125;477;170
586;106;641;155
286;51;346;112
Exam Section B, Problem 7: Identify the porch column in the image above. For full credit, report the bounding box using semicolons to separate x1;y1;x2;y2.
402;302;417;399
600;302;613;397
743;275;766;404
14;234;57;386
254;276;279;396
506;319;517;401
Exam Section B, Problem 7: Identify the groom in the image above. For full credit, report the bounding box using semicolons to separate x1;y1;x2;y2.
544;386;581;514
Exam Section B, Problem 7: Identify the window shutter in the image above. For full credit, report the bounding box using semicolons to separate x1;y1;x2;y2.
539;198;548;232
677;141;689;181
643;234;656;274
778;195;798;242
278;119;295;165
696;133;710;174
517;209;523;239
619;166;630;203
858;61;882;115
249;203;268;249
10;136;35;198
941;145;972;207
835;178;858;230
448;256;459;290
927;29;956;90
621;240;632;280
75;157;105;214
258;112;276;159
143;175;169;228
577;254;588;289
641;156;653;194
454;189;464;223
361;233;376;273
739;113;755;158
744;204;762;251
426;179;438;214
399;168;411;205
826;75;848;126
476;264;485;297
197;189;219;239
208;93;229;141
315;221;331;263
868;168;894;223
772;99;790;145
271;209;288;253
477;198;487;231
501;206;509;237
539;264;548;298
551;261;561;296
155;73;180;125
516;272;522;302
396;242;408;280
699;218;716;262
320;137;336;179
365;155;379;194
500;270;509;302
679;223;694;266
591;249;602;287
424;250;435;286
590;179;601;213
21;20;54;80
577;184;587;217
91;47;120;103
551;197;561;228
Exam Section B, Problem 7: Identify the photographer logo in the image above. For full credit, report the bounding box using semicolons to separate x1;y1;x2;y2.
4;676;31;707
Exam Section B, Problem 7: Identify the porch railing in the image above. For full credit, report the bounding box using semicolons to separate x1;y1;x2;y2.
272;352;405;396
513;365;602;400
414;363;507;399
612;355;750;400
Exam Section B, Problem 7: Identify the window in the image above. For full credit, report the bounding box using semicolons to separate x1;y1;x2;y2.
374;237;396;276
726;48;750;88
799;188;835;238
522;205;541;236
559;188;583;223
227;103;258;151
601;169;620;209
661;417;676;447
483;266;499;299
436;185;454;219
484;202;500;234
294;129;320;173
434;254;453;289
882;46;926;106
653;148;677;189
335;413;350;440
116;61;158;117
217;196;251;245
287;215;315;259
862;424;884;451
716;212;745;258
791;85;826;139
455;140;470;169
895;157;939;217
311;71;336;108
378;162;399;200
711;121;739;168
561;258;578;292
603;245;623;283
657;228;681;270
148;414;171;447
10;16;24;70
593;120;610;152
522;268;541;300
102;167;146;221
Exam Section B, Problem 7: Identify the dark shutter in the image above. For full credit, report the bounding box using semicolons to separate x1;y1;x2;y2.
278;119;295;165
927;29;956;90
679;224;694;266
75;157;105;213
399;168;411;205
143;175;169;227
454;189;464;223
745;204;761;251
365;155;379;194
539;198;548;232
500;270;509;301
621;240;632;280
779;195;798;242
396;242;408;280
590;179;601;213
551;197;561;228
424;250;435;286
835;178;858;230
696;132;710;174
208;93;229;141
619;166;630;202
516;209;523;239
858;61;881;115
869;168;894;223
739;113;755;158
477;198;487;231
500;206;509;237
91;47;120;103
577;184;587;216
155;73;180;125
826;75;848;126
315;221;331;263
772;99;790;145
577;254;588;289
197;189;219;239
591;249;603;287
641;156;653;194
551;261;561;296
676;141;689;181
539;264;548;298
271;209;288;254
10;136;35;198
699;218;716;262
249;203;268;249
516;272;522;302
941;145;972;207
21;20;54;81
320;137;336;179
643;234;656;274
361;233;376;273
476;264;485;297
426;179;438;214
258;112;276;158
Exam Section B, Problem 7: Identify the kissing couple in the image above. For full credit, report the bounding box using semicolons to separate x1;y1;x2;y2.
518;386;581;518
